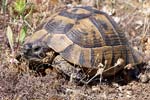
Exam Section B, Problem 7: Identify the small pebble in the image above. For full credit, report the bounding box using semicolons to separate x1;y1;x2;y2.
147;37;150;44
126;90;133;95
139;74;149;83
112;83;119;88
126;90;133;98
92;86;100;91
118;86;123;92
147;73;150;79
118;93;123;97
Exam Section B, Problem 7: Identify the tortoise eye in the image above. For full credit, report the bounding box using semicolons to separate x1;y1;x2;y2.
34;46;41;51
33;46;42;53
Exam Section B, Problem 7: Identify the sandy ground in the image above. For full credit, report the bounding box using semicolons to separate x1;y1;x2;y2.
0;0;150;100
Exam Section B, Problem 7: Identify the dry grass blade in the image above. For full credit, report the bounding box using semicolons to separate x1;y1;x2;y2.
142;17;150;39
6;25;14;54
86;62;106;84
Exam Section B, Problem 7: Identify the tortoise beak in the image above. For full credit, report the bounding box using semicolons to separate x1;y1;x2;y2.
21;42;50;62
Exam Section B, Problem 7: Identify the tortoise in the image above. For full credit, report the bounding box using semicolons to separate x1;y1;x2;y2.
21;6;143;84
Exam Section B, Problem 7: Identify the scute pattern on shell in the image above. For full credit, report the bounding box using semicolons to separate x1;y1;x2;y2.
41;6;141;76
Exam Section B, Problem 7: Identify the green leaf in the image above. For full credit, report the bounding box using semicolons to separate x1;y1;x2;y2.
6;26;14;52
14;0;26;14
19;26;26;44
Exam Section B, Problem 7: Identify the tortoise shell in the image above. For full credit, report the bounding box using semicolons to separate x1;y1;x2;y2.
26;6;142;76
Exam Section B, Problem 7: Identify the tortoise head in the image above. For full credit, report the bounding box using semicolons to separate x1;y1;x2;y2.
22;29;52;62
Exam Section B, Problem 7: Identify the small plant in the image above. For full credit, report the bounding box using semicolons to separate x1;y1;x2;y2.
14;0;26;15
6;0;34;55
13;0;27;46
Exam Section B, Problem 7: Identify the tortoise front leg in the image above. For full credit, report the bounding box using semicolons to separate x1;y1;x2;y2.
52;55;86;83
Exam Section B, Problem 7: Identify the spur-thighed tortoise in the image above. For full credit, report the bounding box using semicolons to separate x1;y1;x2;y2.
22;6;143;83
